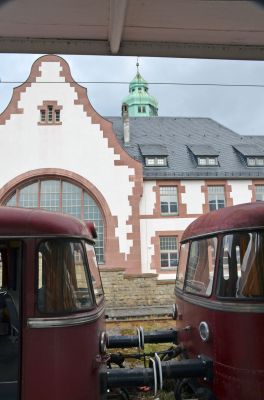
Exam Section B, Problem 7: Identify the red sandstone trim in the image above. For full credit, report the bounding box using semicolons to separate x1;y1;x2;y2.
0;59;43;125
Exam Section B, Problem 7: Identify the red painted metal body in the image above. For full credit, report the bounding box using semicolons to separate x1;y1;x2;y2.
0;207;105;400
175;203;264;400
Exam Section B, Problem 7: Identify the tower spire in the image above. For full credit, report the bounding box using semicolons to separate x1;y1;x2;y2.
136;57;139;74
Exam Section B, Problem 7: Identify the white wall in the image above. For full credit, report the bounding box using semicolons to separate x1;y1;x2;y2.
181;180;205;214
0;60;135;257
140;181;156;215
229;180;252;205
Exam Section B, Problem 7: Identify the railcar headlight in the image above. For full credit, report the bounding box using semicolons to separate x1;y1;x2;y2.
99;331;108;354
199;321;210;342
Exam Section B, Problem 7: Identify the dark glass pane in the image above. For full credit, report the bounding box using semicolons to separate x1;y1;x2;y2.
209;200;217;211
170;253;178;267
161;202;169;213
170;202;178;213
161;253;169;267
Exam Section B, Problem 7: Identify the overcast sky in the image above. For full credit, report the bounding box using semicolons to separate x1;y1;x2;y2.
1;53;264;136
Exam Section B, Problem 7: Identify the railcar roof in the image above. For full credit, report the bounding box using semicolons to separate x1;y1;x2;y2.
0;207;94;239
182;203;264;241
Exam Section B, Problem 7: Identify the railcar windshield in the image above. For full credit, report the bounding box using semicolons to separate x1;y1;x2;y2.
218;232;264;298
185;237;217;297
176;237;217;297
37;240;95;314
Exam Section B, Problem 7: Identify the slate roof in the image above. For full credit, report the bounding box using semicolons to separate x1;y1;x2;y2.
107;116;264;179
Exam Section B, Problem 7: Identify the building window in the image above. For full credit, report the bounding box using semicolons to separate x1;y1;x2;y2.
55;110;60;122
5;179;104;263
160;237;178;268
138;105;146;113
160;186;178;215
145;157;167;166
247;157;264;166
38;101;62;124
208;186;226;211
48;106;53;122
40;110;46;122
256;185;264;201
198;157;218;166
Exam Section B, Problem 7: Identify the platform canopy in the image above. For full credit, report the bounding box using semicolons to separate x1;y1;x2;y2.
1;0;264;60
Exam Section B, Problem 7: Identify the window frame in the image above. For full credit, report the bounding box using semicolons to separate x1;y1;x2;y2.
145;156;167;167
159;236;178;269
38;101;62;125
197;156;218;166
160;186;178;216
208;185;226;211
247;157;264;167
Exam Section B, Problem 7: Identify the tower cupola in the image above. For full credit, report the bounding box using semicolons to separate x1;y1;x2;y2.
122;61;158;117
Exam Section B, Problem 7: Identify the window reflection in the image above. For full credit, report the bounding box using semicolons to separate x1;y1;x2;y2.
85;243;104;305
176;243;189;290
219;233;264;298
185;237;217;297
38;240;93;314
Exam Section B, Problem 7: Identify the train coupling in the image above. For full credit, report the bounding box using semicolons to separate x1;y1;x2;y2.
100;354;213;399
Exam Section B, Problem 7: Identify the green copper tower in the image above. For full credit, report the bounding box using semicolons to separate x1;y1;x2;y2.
122;61;158;117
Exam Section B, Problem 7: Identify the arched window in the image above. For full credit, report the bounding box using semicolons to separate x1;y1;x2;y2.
5;179;104;263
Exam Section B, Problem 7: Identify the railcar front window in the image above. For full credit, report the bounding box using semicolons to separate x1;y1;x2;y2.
218;232;264;298
85;243;104;305
185;237;217;297
37;240;93;314
176;243;189;290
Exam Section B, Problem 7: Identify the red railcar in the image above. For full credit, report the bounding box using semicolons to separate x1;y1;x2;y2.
174;202;264;400
0;207;105;400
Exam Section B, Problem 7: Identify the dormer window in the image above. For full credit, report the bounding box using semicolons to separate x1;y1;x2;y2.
247;157;264;167
139;144;168;167
145;156;167;166
198;157;218;166
188;145;219;168
38;101;62;125
233;145;264;167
